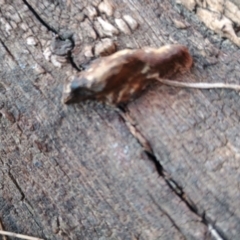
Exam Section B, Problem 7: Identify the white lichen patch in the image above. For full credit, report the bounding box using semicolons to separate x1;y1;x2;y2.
33;64;46;75
85;5;98;19
94;38;116;56
0;17;12;35
199;0;224;13
98;0;114;16
197;8;240;46
19;22;28;31
26;36;37;46
43;47;52;61
115;18;131;35
179;0;240;47
172;18;189;29
176;0;196;11
50;55;64;68
224;1;240;25
123;15;138;31
81;19;98;40
97;17;119;36
84;45;94;58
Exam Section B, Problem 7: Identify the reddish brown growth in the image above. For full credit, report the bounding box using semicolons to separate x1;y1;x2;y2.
63;44;193;105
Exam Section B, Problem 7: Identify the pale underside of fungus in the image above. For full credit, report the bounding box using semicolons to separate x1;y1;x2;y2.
63;44;240;106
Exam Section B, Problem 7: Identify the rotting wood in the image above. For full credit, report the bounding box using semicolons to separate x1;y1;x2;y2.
0;0;240;239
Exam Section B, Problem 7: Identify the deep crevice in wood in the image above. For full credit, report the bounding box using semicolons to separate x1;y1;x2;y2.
8;171;25;202
148;193;187;240
118;106;227;240
22;0;58;35
67;36;82;71
22;0;81;72
0;38;16;62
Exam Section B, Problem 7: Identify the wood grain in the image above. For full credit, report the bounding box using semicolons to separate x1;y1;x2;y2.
1;0;240;239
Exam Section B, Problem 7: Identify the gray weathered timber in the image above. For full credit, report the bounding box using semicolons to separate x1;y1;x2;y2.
0;0;239;239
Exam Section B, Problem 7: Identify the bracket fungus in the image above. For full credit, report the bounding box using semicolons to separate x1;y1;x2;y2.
63;44;240;105
63;44;192;105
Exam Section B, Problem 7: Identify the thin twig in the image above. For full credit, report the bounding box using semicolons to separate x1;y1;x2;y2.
154;76;240;90
0;230;44;240
0;220;7;240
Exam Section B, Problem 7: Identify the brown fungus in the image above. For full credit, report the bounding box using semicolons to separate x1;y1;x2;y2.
63;44;240;106
63;44;192;105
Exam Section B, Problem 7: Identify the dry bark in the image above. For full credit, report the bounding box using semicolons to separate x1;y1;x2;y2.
0;0;240;239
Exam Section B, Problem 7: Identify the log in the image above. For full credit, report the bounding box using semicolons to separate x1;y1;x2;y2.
1;0;240;239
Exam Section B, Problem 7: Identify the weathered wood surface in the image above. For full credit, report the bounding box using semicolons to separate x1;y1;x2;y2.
1;0;240;239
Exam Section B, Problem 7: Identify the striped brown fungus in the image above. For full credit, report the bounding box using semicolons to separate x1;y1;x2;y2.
63;44;192;105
